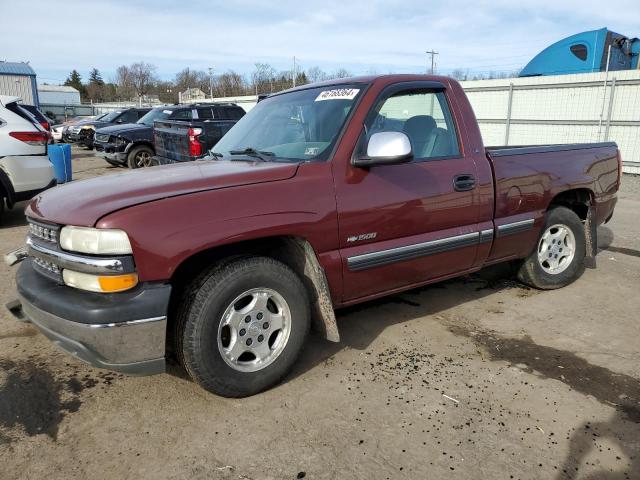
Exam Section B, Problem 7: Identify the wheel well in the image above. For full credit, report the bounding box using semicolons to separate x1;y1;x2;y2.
129;142;154;153
166;236;339;354
548;189;593;220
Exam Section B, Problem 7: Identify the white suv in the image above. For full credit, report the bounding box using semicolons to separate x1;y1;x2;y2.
0;96;56;221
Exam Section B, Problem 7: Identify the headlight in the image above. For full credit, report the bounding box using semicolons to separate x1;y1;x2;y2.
59;226;132;255
63;270;138;293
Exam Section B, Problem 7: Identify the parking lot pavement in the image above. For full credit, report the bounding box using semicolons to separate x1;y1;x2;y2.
0;149;638;479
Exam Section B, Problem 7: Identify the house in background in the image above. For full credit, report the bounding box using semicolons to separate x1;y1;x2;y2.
179;87;206;103
0;61;39;106
38;84;81;105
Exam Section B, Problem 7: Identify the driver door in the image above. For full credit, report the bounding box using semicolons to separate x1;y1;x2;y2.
334;83;482;302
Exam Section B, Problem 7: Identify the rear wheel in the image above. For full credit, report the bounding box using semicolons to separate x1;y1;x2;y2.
517;206;586;289
176;257;310;397
127;145;154;169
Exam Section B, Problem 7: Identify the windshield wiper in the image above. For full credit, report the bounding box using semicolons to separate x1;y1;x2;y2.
208;151;224;159
228;147;275;162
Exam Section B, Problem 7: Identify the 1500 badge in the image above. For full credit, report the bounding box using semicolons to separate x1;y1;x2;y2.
347;233;377;243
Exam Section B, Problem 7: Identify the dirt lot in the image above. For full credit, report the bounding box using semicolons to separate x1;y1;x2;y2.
0;147;638;480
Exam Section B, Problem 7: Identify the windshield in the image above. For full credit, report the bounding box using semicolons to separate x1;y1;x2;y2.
100;111;122;122
213;84;363;162
137;108;172;126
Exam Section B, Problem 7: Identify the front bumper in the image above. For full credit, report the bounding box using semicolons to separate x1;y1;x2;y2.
68;130;93;145
94;141;127;164
14;259;171;375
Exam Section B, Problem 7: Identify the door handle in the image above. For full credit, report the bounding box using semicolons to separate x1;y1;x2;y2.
453;174;475;192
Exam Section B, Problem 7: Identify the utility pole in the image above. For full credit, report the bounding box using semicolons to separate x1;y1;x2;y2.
426;50;439;74
208;67;214;100
292;56;297;88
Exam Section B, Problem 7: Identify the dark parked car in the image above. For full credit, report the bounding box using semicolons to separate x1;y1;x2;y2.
94;104;243;168
152;103;245;165
67;107;150;149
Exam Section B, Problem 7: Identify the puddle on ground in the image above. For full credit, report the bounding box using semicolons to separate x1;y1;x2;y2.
0;358;123;443
448;326;640;423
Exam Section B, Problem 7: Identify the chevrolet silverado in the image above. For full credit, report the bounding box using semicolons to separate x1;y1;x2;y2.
8;75;620;397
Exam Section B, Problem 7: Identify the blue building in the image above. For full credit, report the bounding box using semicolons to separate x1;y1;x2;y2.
0;61;39;106
520;28;639;77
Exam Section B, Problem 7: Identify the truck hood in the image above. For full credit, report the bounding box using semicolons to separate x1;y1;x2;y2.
27;160;299;226
95;123;148;136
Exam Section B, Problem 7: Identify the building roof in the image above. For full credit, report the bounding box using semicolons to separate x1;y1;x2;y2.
0;61;36;76
38;84;80;93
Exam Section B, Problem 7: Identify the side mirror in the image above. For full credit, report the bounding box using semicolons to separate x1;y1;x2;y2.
353;131;413;168
116;119;123;124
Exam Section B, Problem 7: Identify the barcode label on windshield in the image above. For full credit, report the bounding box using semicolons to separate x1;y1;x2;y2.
315;88;360;101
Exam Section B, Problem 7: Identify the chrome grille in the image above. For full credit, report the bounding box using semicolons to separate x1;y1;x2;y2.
32;256;60;274
28;220;59;244
32;256;63;282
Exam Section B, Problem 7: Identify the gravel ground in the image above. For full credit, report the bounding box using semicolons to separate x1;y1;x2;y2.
0;147;638;479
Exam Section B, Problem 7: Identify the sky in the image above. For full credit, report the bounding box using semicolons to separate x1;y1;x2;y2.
2;0;640;84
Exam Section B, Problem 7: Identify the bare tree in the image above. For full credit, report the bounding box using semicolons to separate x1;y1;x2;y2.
306;66;327;84
450;69;469;81
114;65;134;100
218;70;247;97
174;68;209;95
128;62;158;103
330;68;352;79
252;63;277;94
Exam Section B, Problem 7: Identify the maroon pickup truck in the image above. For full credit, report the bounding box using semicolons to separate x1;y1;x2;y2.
8;75;620;397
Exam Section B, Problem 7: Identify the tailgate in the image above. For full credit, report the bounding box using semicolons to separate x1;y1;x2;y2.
153;120;193;163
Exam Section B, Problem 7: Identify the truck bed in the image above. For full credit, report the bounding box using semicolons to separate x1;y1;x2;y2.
153;119;237;164
484;141;620;263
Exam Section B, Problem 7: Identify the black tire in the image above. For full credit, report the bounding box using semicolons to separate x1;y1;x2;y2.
517;206;586;290
127;145;154;169
176;256;310;397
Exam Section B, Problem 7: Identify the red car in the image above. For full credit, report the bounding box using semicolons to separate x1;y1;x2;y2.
9;75;620;397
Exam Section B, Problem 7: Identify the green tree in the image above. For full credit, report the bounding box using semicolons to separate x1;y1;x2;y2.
64;70;87;101
64;70;83;90
89;68;104;86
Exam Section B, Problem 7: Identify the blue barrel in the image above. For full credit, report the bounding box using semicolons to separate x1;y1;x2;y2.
48;144;72;183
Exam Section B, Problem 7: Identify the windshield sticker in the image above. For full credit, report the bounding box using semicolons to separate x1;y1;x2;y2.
162;110;173;114
304;147;320;156
315;88;360;102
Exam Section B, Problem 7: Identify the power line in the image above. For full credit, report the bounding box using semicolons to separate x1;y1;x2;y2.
426;50;439;74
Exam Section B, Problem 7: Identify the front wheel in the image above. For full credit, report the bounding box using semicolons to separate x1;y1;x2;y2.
517;206;586;289
177;257;310;397
127;145;154;169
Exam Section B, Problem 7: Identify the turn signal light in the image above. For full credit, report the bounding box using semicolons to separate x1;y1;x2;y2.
63;270;139;293
98;274;139;292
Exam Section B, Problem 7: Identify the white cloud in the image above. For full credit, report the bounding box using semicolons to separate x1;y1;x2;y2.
3;0;639;81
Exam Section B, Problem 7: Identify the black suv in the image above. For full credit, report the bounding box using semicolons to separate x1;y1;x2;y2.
94;103;245;168
68;107;151;149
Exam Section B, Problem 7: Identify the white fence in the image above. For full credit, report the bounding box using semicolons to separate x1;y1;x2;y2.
212;72;640;174
460;70;640;174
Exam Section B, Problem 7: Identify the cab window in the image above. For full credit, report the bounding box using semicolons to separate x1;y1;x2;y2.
170;109;193;121
118;110;138;123
368;89;460;160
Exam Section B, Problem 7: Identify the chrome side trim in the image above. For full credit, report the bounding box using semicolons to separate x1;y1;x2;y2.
27;237;135;274
348;232;479;272
88;316;167;329
479;229;494;243
496;219;535;237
